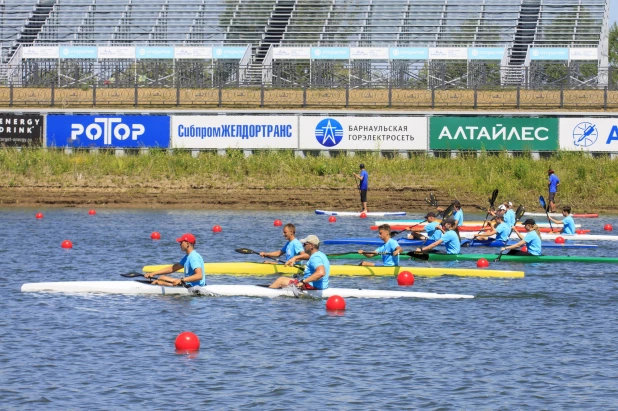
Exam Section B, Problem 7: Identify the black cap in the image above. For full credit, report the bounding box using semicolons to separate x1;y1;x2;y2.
452;200;461;207
523;218;536;226
424;212;436;219
359;163;365;169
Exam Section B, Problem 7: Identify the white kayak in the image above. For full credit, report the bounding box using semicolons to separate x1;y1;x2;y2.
20;281;473;299
316;210;406;217
457;231;618;242
523;212;598;218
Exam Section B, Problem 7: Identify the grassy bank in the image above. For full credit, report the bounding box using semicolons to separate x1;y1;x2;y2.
1;148;617;211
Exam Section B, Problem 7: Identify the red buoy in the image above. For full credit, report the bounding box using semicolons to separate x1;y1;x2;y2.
175;331;200;351
88;209;96;215
212;225;222;233
604;224;613;231
328;216;337;223
397;271;415;286
273;219;282;227
35;213;44;219
150;232;161;240
521;245;528;253
476;258;489;268
360;212;367;219
555;236;565;244
61;240;73;249
326;295;346;310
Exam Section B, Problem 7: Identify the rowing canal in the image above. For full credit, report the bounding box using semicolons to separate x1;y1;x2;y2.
3;208;618;409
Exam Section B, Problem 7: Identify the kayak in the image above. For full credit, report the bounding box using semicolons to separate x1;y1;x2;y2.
143;262;524;278
322;237;597;249
333;253;618;264
20;281;474;299
316;210;406;217
375;220;582;229
371;225;590;234
458;232;618;242
524;212;598;218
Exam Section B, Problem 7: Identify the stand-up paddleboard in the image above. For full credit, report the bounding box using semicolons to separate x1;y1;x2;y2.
323;237;597;249
316;210;406;217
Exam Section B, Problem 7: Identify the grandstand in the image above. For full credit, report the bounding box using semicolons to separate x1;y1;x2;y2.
0;0;610;89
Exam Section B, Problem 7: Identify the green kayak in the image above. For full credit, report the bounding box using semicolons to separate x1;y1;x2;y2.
328;252;618;264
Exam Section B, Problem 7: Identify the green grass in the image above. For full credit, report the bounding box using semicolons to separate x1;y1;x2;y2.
1;148;617;210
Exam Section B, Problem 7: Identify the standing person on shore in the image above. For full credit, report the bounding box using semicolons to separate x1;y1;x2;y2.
501;219;542;256
547;206;577;235
407;212;442;242
358;224;402;267
269;235;330;290
548;169;560;212
259;223;307;265
145;233;206;287
353;164;368;213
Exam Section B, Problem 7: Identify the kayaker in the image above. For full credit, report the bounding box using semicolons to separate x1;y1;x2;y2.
269;235;330;290
500;218;542;256
414;217;460;255
474;212;510;242
548;169;560;212
548;206;577;234
259;223;307;265
503;202;516;228
437;200;464;227
407;212;442;242
358;224;402;266
145;233;206;287
353;163;368;213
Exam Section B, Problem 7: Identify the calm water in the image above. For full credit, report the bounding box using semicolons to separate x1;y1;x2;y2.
2;208;618;410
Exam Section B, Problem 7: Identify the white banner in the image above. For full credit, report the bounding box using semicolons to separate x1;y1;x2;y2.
350;47;389;60
22;46;59;59
299;117;427;150
560;118;618;152
272;47;311;60
174;47;213;59
97;46;136;59
569;48;598;60
171;116;298;149
429;47;468;60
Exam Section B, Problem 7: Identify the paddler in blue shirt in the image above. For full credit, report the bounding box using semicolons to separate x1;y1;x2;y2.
407;212;443;242
503;202;516;228
259;223;307;265
474;212;511;242
437;200;464;227
353;163;369;213
547;206;577;235
501;219;542;256
145;233;206;287
269;235;330;290
414;218;461;255
358;224;402;266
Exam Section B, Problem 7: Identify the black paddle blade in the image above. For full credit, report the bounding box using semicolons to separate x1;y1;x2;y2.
442;203;456;219
121;272;144;278
405;251;430;261
430;193;437;207
489;189;499;207
515;205;525;221
235;248;257;255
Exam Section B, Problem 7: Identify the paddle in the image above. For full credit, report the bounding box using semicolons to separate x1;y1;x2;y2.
494;205;526;262
539;195;554;232
235;247;304;269
121;271;148;278
327;251;394;257
391;203;454;238
470;189;499;246
404;250;430;261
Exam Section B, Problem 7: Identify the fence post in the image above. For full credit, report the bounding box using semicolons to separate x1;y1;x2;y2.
559;86;564;109
176;82;180;107
431;87;435;109
218;84;223;107
134;82;138;107
345;84;349;108
604;86;608;110
51;82;55;107
260;82;264;108
388;82;392;108
92;82;96;107
473;86;477;109
302;85;307;108
9;83;13;107
516;86;520;109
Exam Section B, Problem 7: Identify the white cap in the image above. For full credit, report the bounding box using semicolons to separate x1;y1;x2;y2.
300;235;320;246
498;204;507;211
507;201;513;207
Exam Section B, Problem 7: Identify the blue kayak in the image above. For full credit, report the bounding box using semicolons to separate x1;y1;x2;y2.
323;237;598;249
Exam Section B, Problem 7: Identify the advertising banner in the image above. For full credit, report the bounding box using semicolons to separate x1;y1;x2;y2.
389;47;429;60
174;47;213;59
468;47;505;60
47;115;170;148
136;47;175;59
311;47;350;60
22;46;59;59
529;48;569;60
299;117;427;151
430;117;559;151
212;47;247;60
0;114;44;147
97;47;136;59
560;118;618;152
171;116;298;149
272;47;311;60
60;46;98;59
569;48;598;60
350;47;389;60
429;48;468;60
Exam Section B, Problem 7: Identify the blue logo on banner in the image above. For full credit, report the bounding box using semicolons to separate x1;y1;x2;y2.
468;48;504;60
572;122;598;148
212;47;247;59
60;46;98;59
389;47;429;60
311;47;350;60
47;115;170;148
315;118;344;147
529;48;569;60
136;47;174;59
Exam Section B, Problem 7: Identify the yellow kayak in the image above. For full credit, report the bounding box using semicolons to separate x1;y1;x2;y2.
143;262;524;279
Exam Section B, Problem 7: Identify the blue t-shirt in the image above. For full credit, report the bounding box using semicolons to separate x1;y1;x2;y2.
304;251;330;289
524;231;542;256
561;215;576;234
453;209;464;226
441;230;461;254
375;238;400;266
495;222;511;242
425;221;443;241
359;170;368;190
280;239;303;261
549;174;560;193
504;209;516;227
179;250;206;287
